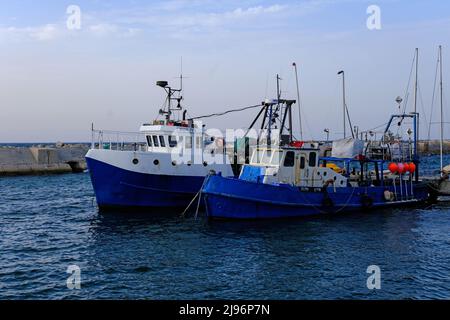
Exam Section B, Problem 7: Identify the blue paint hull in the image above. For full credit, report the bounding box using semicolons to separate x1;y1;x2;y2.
86;158;204;209
202;175;432;219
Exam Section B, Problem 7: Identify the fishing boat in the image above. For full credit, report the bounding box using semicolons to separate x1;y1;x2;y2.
201;96;435;219
86;79;235;210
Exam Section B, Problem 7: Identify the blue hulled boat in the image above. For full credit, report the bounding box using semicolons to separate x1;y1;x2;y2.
201;112;435;220
86;79;235;210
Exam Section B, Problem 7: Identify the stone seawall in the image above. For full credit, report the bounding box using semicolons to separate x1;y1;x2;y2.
418;140;450;155
0;144;89;176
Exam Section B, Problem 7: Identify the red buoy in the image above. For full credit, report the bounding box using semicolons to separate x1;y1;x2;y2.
408;162;416;173
403;163;410;173
388;163;398;173
397;163;405;174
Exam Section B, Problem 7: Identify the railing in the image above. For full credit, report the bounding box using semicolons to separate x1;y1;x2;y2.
91;129;148;152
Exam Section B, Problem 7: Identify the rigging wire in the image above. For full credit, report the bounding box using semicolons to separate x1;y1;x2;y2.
417;84;429;139
402;52;417;115
188;104;262;120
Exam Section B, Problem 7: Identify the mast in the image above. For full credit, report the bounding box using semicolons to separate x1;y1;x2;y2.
413;48;420;153
414;48;419;115
439;45;444;176
338;70;346;138
293;63;303;140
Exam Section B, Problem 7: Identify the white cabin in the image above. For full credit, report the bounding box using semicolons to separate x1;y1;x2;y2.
242;147;348;188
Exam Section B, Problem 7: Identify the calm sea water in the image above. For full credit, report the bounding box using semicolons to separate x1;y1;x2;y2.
0;155;449;300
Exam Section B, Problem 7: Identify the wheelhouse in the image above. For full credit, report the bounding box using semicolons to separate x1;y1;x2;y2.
243;147;348;188
140;122;205;153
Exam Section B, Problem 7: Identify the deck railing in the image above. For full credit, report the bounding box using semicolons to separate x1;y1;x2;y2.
91;129;148;152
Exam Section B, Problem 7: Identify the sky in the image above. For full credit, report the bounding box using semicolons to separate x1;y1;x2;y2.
0;0;449;142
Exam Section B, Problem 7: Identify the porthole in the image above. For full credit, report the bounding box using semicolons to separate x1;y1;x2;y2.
153;159;159;165
323;172;327;176
172;161;177;166
203;161;208;167
132;158;139;165
187;162;192;167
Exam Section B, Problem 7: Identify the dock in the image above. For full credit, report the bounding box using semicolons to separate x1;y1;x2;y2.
0;143;89;176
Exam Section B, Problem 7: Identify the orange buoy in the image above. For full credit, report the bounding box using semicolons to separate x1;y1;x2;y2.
408;162;416;173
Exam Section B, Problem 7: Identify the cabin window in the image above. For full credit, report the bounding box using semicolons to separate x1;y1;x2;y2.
185;137;192;149
283;151;295;167
300;156;306;169
309;152;317;167
159;135;166;147
152;135;159;147
146;136;152;147
168;136;177;148
196;136;202;149
262;150;272;164
256;149;265;163
271;150;282;165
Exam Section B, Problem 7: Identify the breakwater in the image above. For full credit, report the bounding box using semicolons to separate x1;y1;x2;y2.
0;143;89;176
0;140;448;176
419;140;450;155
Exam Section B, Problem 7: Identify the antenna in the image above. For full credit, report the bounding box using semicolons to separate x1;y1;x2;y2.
180;56;183;92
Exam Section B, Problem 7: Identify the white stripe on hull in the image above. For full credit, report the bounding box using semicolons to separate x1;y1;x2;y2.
86;149;235;177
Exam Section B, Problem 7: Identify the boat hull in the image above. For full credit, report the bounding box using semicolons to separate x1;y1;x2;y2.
86;157;205;209
202;174;433;219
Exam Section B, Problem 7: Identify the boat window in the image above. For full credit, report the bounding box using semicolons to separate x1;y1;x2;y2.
159;135;166;147
262;150;272;164
309;152;317;167
283;151;295;167
256;149;265;163
168;136;177;148
300;156;306;169
146;136;152;147
270;150;282;165
185;137;192;149
152;135;159;147
196;136;202;149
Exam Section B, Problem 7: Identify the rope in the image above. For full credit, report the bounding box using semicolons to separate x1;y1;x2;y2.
180;173;212;218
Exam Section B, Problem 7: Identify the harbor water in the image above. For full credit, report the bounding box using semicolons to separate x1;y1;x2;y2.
0;155;449;299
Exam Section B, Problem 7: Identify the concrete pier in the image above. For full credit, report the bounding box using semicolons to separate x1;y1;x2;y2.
0;144;89;176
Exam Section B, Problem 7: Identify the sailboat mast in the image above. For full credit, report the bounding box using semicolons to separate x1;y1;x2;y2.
293;63;303;140
414;48;419;115
439;45;444;176
337;70;346;138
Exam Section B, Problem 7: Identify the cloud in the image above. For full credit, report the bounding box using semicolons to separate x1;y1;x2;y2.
89;23;119;36
31;24;60;41
0;24;63;42
101;3;289;30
